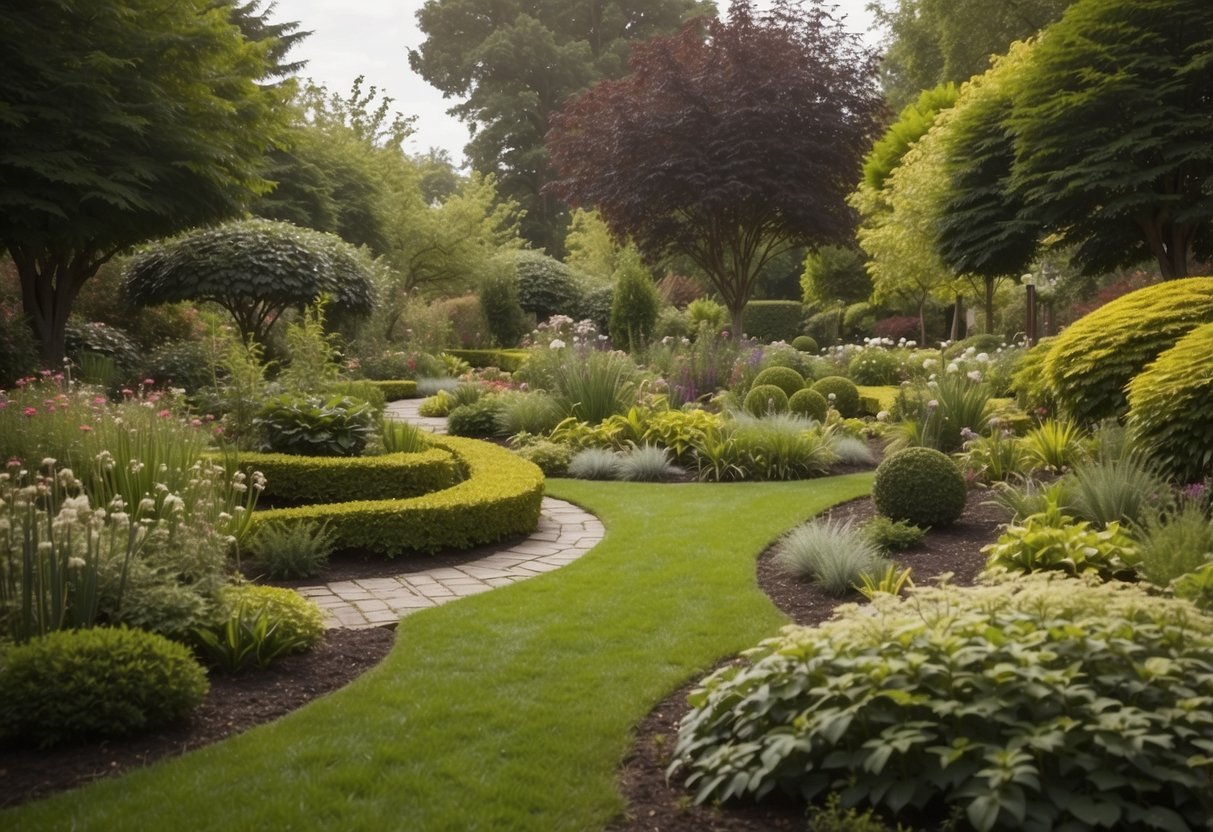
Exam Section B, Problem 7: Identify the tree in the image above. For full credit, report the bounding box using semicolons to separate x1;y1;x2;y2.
609;250;660;351
547;0;883;338
124;220;376;345
0;0;297;364
409;0;709;253
1006;0;1213;279
800;246;873;306
869;0;1070;110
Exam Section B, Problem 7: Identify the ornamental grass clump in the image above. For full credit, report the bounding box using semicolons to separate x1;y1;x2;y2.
616;445;682;482
670;575;1213;831
567;448;621;480
773;517;887;595
731;413;836;480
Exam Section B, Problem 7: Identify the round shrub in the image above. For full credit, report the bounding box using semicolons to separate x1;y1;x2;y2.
512;439;572;476
255;393;375;456
671;576;1213;828
0;627;208;747
743;384;789;416
447;397;505;438
751;366;805;398
810;375;861;417
847;348;903;385
504;250;584;322
788;388;828;422
215;585;324;651
1127;321;1213;482
791;335;818;353
1043;277;1213;424
872;446;966;527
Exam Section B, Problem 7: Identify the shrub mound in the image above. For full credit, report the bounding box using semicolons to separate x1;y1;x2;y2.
810;376;861;418
872;446;966;527
217;585;324;650
671;576;1213;830
791;335;818;353
847;349;902;385
1042;277;1213;423
751;366;805;398
0;627;208;748
233;447;459;504
1127;321;1213;482
788;388;828;422
448;398;506;438
743;384;789;416
742;300;804;342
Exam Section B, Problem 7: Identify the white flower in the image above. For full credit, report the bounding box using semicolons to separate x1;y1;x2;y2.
876;410;890;422
927;399;939;409
967;370;983;383
549;338;566;350
976;352;990;363
922;358;937;370
946;362;960;374
68;557;86;569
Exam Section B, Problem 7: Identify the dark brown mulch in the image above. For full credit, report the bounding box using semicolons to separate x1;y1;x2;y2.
1;485;1009;827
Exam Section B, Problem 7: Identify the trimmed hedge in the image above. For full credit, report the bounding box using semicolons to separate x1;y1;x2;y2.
742;301;804;343
1127;322;1213;482
365;379;418;400
751;366;806;398
230;447;460;504
247;436;544;557
1042;277;1213;423
444;349;529;373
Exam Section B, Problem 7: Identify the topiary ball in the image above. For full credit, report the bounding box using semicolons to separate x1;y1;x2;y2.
811;376;861;418
743;384;790;416
872;447;967;528
788;388;828;422
752;366;805;398
792;335;818;353
0;627;208;748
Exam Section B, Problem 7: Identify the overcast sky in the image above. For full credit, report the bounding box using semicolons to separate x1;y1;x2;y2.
283;0;881;164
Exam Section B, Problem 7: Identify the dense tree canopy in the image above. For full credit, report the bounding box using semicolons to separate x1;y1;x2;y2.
870;0;1070;109
0;0;297;364
409;0;709;253
547;0;882;337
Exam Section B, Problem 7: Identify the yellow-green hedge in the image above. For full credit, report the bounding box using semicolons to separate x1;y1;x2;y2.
233;447;460;504
246;436;544;557
365;379;418;400
1043;278;1213;423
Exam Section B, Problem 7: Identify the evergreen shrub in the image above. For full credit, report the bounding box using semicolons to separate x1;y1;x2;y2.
751;366;805;397
743;384;789;416
788;388;828;422
811;376;861;417
872;447;966;527
791;335;818;353
742;300;803;342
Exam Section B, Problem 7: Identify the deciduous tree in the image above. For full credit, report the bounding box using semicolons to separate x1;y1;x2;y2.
547;0;882;338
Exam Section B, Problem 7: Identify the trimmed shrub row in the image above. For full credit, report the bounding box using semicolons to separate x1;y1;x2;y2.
364;379;418;400
444;349;529;372
229;447;461;504
246;436;544;557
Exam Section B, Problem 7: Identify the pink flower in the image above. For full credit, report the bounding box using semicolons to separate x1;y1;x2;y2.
190;419;202;428
79;424;93;432
143;378;155;386
157;409;171;418
92;396;106;405
121;388;133;397
23;407;37;417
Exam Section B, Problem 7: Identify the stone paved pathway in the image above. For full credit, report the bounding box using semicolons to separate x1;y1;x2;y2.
297;398;603;629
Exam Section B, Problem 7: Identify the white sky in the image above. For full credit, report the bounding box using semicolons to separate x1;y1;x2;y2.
282;0;881;165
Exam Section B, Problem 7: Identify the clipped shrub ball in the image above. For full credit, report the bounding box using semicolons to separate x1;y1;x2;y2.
872;446;966;528
810;375;861;417
670;576;1213;828
214;585;325;651
751;366;805;398
1042;277;1213;423
743;384;789;417
1127;321;1213;482
791;335;818;353
0;627;209;747
788;388;828;422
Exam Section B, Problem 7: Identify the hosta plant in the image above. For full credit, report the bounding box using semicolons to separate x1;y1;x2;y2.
670;575;1213;831
254;393;375;457
982;509;1140;582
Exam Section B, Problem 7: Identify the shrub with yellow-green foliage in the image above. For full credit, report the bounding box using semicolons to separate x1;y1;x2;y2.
247;436;543;557
364;379;418;400
1042;278;1213;423
229;448;460;504
671;575;1213;830
1127;322;1213;482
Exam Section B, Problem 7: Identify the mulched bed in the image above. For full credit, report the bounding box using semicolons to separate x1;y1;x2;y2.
1;484;1009;825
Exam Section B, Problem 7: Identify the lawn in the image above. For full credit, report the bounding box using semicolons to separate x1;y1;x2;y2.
4;474;871;831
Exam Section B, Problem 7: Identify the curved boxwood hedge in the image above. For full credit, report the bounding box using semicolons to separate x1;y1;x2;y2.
230;447;461;504
246;436;544;557
1127;321;1213;482
366;379;418;400
1042;277;1213;423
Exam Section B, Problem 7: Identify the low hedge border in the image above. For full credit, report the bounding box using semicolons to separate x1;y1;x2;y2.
365;380;418;400
444;349;529;372
231;447;461;504
246;436;545;557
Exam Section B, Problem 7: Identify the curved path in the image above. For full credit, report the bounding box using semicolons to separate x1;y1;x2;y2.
297;399;603;629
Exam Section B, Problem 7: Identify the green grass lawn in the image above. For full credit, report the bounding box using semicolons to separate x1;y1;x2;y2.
6;474;871;832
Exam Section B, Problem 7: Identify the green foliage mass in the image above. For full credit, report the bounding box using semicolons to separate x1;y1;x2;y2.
811;376;861;418
609;250;660;351
0;627;208;748
788;388;828;422
503;250;584;323
1127;322;1213;482
671;575;1213;830
872;446;966;528
741;301;804;343
254;393;376;457
743;384;789;417
1042;278;1213;423
861;83;958;191
751;366;805;398
983;513;1139;582
848;348;903;386
447;398;506;438
194;585;325;673
479;265;530;348
791;335;818;353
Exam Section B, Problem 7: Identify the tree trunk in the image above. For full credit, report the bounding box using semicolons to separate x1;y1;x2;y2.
729;304;744;342
950;295;963;342
985;276;995;334
918;296;927;346
11;247;99;369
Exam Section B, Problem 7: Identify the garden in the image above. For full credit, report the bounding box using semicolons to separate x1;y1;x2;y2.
2;0;1213;830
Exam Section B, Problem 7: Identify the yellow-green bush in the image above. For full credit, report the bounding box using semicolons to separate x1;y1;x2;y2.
1127;321;1213;481
365;379;418;400
229;448;460;504
1042;278;1213;423
247;436;544;557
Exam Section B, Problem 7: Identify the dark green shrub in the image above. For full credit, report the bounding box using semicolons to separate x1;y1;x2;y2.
805;307;842;346
1127;322;1213;482
671;577;1213;828
479;268;530;347
655;306;690;340
66;320;141;381
506;250;584;322
324;380;386;413
743;384;789;416
248;520;338;579
139;339;213;393
788;388;828;422
847;348;903;385
842;301;875;339
579;283;614;334
255;393;375;456
193;585;325;673
791;334;818;353
1043;277;1213;423
444;349;528;372
742;300;804;342
511;439;572;476
751;366;805;397
872;446;966;527
447;397;506;437
609;251;660;351
0;627;208;747
811;376;861;417
0;298;39;385
861;515;926;551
